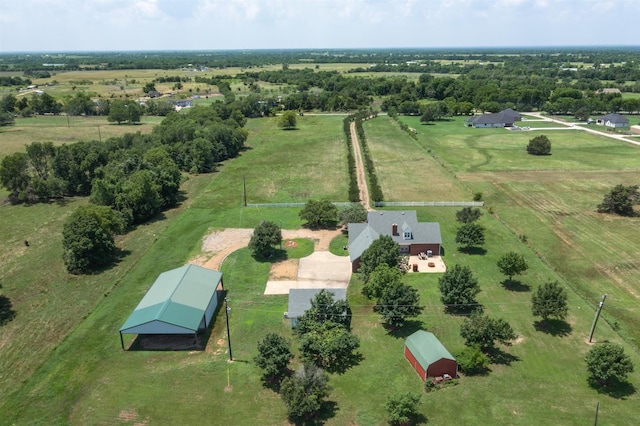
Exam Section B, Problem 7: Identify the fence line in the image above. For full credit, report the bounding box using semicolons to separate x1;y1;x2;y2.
374;201;484;207
246;202;357;208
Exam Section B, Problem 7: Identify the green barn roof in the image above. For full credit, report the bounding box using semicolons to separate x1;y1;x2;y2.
120;264;223;335
405;330;455;369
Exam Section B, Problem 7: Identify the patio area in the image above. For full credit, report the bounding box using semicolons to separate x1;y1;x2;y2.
407;255;446;273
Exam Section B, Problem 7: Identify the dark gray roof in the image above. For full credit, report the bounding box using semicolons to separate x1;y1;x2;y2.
466;108;521;125
348;211;441;262
598;113;628;124
287;288;347;319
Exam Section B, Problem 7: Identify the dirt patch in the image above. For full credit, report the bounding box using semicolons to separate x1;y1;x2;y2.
284;240;298;248
270;259;298;280
118;409;138;422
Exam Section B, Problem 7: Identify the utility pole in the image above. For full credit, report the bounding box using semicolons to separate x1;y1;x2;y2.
242;175;247;207
593;401;599;426
224;298;233;361
588;295;606;343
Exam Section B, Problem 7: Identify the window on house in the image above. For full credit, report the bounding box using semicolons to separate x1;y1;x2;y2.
404;231;412;239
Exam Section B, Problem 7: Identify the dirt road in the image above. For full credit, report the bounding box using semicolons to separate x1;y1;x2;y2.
350;120;372;210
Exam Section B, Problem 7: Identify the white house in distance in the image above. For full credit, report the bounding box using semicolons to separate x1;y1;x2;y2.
596;113;629;128
465;108;522;128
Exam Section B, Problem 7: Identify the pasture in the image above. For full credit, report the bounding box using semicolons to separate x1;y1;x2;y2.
0;114;639;424
0;115;162;157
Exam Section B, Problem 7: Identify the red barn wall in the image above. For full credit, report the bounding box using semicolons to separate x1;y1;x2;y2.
426;358;458;378
404;345;426;381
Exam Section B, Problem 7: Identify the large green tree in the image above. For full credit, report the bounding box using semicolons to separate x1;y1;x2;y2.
253;333;293;384
374;283;423;328
294;289;351;335
385;392;422;426
62;205;125;274
358;235;402;283
299;321;360;373
338;203;367;226
280;364;331;422
531;281;569;322
278;110;297;130
299;199;338;229
597;184;639;217
456;207;482;224
585;343;634;386
438;264;480;312
248;220;282;257
496;251;529;282
455;222;485;250
460;311;517;351
527;134;551;155
362;263;403;299
108;99;142;124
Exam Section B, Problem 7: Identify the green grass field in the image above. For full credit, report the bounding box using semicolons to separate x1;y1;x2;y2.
0;115;162;158
1;114;639;425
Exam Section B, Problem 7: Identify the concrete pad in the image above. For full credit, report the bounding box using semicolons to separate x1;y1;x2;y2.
264;251;351;295
264;280;348;295
297;251;352;282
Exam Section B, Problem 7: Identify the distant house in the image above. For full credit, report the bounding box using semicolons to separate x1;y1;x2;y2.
596;88;621;95
148;90;162;98
596;113;629;128
348;211;441;273
465;108;522;128
286;288;346;327
404;330;457;381
170;99;194;108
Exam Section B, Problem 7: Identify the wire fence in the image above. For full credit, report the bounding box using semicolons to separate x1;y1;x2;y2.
374;201;484;207
246;202;357;208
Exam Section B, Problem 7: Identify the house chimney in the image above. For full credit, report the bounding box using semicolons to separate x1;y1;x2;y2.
392;223;398;236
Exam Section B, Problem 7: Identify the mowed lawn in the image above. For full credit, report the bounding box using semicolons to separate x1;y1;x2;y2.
363;116;469;201
398;115;640;346
1;115;639;425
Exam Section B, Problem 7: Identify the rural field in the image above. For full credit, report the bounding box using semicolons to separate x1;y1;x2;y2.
1;113;639;425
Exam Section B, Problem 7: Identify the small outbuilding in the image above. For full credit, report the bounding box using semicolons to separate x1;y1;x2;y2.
119;264;224;349
404;330;457;380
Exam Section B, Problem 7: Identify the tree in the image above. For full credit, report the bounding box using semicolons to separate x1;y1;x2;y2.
142;82;156;94
358;235;402;283
455;222;485;250
253;333;293;383
248;220;282;257
438;264;480;312
374;283;424;328
62;205;125;274
456;207;482;224
294;289;351;335
454;345;490;375
597;184;639;217
363;263;403;299
585;343;634;386
0;112;14;126
299;199;338;229
114;169;163;225
460;311;517;351
338;203;367;226
531;281;569;322
278;110;297;130
108;99;142;124
299;321;360;372
527;134;551;155
64;92;95;116
0;152;30;200
385;391;422;426
496;251;529;282
419;106;437;124
280;364;331;422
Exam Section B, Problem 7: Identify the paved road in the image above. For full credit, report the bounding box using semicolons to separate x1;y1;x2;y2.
526;112;640;147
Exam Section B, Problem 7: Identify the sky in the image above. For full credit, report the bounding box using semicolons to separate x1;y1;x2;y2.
0;0;639;53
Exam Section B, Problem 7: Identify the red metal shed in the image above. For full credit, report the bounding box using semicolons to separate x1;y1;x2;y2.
404;330;457;380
